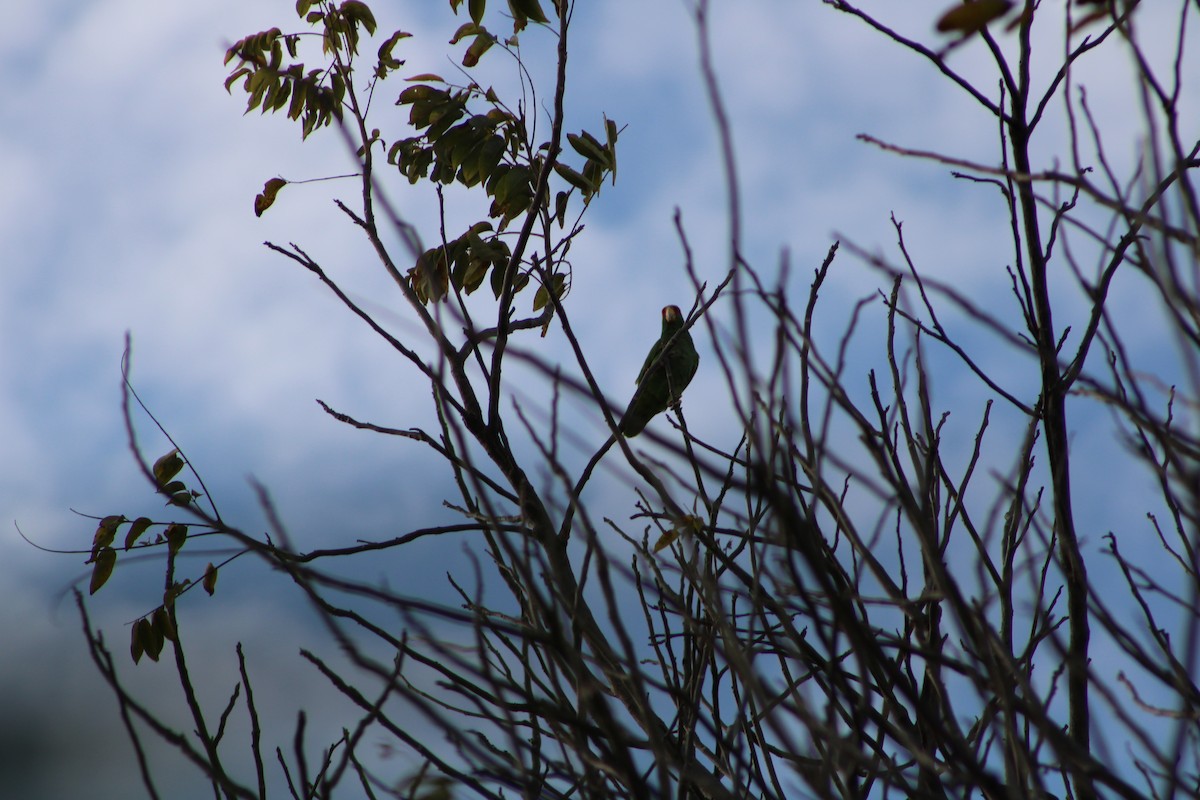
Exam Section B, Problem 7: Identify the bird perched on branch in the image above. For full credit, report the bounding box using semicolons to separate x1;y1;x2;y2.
619;305;699;437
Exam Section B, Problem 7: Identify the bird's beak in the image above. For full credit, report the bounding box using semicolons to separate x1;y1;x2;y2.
663;305;682;322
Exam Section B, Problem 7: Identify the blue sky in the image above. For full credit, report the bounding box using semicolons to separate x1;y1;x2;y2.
3;1;1197;797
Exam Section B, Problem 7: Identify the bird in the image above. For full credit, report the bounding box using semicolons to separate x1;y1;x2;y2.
619;305;699;437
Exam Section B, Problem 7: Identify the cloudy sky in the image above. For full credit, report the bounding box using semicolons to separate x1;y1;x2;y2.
3;1;1195;798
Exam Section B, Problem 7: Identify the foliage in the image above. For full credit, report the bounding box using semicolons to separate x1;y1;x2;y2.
68;1;1200;799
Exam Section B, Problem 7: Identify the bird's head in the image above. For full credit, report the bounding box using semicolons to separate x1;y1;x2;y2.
662;305;684;323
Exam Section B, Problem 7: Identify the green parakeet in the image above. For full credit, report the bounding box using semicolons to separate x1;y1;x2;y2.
619;305;699;437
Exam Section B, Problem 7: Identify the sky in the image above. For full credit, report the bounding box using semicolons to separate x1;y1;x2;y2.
2;1;1197;798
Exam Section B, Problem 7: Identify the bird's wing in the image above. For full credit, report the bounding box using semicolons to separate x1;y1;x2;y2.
635;339;666;385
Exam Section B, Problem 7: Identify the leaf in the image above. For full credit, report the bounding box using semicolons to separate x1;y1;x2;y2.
469;0;486;25
605;116;619;182
91;515;125;559
652;529;679;552
532;273;565;311
90;547;117;594
405;73;445;83
567;131;609;166
489;164;533;219
164;580;190;608
553;162;593;193
203;563;219;596
137;617;164;663
450;22;485;45
508;0;550;25
224;67;251;94
153;607;177;643
153;449;185;486
459;258;490;294
124;517;153;550
653;515;704;552
377;30;411;70
340;0;378;35
165;523;188;556
491;260;509;298
554;190;568;228
411;249;450;303
287;76;308;120
472;136;506;184
398;84;440;105
130;623;145;664
462;33;495;68
935;0;1013;34
255;177;289;217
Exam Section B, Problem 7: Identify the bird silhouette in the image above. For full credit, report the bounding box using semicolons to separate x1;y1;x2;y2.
619;305;699;437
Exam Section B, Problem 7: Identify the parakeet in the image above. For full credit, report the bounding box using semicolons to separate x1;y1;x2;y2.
619;305;699;437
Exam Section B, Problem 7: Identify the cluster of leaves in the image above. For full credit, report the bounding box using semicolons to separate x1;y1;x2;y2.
85;449;218;664
409;222;514;303
390;76;619;214
390;69;618;307
223;3;412;216
223;0;618;313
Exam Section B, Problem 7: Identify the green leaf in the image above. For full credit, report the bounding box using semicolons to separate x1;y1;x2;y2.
91;515;125;559
164;580;190;608
224;67;251;94
554;190;568;228
130;622;145;664
124;517;153;550
450;22;485;45
473;136;506;184
567;131;610;166
533;273;566;311
605;116;619;182
491;260;509;298
165;523;188;556
203;563;219;596
462;33;495;68
287;76;308;120
267;78;291;113
153;449;185;486
469;0;486;25
508;0;550;25
90;547;117;594
425;98;467;141
255;177;288;217
398;84;440;104
489;164;533;219
410;249;450;303
459;257;491;294
137;617;164;663
340;0;378;35
377;30;411;70
935;0;1013;34
553;162;593;193
153;607;177;643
